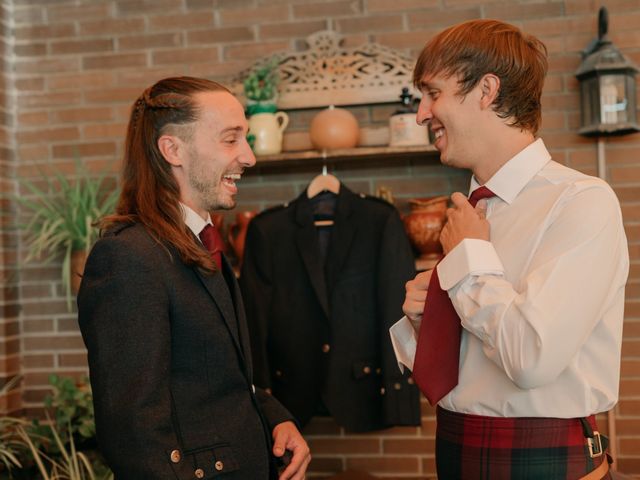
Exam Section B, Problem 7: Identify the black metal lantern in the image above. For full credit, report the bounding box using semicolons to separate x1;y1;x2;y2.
575;7;639;137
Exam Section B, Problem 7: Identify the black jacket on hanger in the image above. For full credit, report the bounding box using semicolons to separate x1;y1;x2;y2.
239;185;420;432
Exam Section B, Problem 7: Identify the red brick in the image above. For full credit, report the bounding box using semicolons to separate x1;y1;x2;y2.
15;126;79;144
152;47;221;65
14;43;47;57
368;0;439;12
118;33;183;51
83;53;148;71
47;71;116;90
78;18;145;36
23;335;85;351
51;38;113;55
188;27;254;45
47;4;110;22
223;42;289;61
347;456;420;473
17;111;49;127
308;438;379;454
383;438;434;454
83;123;127;140
52;142;117;159
14;77;45;91
149;11;214;31
53;107;114;124
15;58;80;75
221;5;290;25
337;15;403;34
84;87;143;104
293;1;361;18
14;23;75;41
116;0;183;15
22;354;54;369
408;7;481;29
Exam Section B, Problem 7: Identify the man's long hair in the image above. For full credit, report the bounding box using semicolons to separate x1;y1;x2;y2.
102;76;229;272
413;19;548;134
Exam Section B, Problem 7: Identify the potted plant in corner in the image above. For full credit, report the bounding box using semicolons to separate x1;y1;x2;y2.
243;57;289;155
16;161;119;309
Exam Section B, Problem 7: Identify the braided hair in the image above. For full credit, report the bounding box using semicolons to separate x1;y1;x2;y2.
101;76;230;272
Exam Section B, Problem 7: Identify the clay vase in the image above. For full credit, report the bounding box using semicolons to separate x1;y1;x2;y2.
228;210;258;267
248;111;289;155
403;196;448;260
309;105;359;150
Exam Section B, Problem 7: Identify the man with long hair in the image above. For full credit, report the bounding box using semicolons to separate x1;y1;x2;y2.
78;77;310;479
391;20;628;479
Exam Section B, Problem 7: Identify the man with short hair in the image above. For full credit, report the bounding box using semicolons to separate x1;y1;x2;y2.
392;20;628;479
78;76;310;479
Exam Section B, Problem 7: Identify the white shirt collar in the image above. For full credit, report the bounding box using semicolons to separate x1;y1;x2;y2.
180;203;212;238
469;138;551;204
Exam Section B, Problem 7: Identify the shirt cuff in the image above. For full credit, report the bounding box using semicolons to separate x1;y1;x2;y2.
389;316;418;373
438;238;504;290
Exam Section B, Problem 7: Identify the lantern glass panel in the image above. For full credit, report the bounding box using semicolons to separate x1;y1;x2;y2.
599;74;628;124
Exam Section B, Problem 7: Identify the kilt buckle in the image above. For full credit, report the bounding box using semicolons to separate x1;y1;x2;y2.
587;431;603;458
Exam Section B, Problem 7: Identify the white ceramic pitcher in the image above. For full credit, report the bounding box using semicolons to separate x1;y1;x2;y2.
248;111;289;155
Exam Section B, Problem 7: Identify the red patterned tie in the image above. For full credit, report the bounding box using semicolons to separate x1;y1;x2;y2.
199;224;224;270
412;186;496;405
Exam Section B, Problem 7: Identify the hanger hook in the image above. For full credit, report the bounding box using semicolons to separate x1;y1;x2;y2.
322;164;327;176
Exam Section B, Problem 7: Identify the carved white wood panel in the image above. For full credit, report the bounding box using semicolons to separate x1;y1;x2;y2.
232;30;418;109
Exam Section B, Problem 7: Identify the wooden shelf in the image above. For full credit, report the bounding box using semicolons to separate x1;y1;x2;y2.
253;144;439;167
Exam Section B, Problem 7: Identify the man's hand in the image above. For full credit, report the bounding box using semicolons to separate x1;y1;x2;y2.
402;269;433;330
440;192;490;254
272;421;311;480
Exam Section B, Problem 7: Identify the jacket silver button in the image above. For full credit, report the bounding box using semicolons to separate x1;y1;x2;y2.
195;468;204;478
214;460;224;471
170;450;181;463
322;343;330;353
363;366;371;374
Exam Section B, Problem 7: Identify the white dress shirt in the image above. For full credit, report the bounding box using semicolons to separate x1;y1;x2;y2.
181;203;212;238
390;138;629;417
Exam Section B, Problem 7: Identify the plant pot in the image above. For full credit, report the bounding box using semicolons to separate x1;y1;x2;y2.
403;196;448;261
70;250;88;294
248;112;289;155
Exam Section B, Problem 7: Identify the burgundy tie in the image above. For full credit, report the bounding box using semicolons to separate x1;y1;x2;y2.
199;224;224;270
412;186;496;405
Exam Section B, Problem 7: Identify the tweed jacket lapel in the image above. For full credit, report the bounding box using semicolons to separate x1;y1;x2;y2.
193;251;246;365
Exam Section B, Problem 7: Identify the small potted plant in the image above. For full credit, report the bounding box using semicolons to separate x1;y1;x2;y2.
243;57;281;116
16;161;119;309
242;58;289;155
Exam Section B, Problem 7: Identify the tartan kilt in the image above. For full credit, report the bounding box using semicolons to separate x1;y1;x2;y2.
436;406;611;480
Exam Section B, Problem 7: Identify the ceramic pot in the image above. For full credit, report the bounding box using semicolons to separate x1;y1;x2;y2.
403;196;448;260
309;105;359;150
228;210;258;267
248;111;289;155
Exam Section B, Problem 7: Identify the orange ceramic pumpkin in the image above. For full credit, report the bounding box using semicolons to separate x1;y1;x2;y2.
309;105;360;150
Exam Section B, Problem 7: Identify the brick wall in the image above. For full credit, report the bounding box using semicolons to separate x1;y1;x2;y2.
3;0;640;478
0;1;20;414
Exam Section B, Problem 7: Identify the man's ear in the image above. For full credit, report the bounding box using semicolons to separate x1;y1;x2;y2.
157;134;183;167
479;73;500;109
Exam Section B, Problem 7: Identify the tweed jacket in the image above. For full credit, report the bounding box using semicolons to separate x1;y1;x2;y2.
78;222;293;479
240;186;421;432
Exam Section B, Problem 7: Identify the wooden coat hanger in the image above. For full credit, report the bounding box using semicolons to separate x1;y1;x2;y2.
306;164;340;198
307;163;340;226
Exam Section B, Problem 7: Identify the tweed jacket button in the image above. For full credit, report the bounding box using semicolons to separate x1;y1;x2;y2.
194;468;204;478
363;366;371;374
394;382;402;390
407;377;414;385
214;460;224;471
170;449;181;463
275;369;283;377
380;387;386;395
322;343;331;353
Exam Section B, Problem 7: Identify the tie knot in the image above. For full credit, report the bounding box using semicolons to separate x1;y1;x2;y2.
199;224;224;255
468;186;496;207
